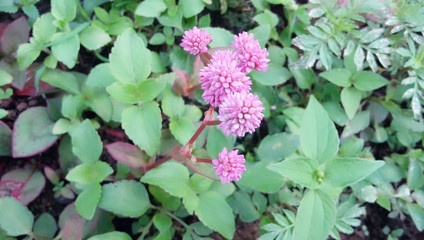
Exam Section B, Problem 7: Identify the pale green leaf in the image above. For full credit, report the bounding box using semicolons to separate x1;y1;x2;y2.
0;197;34;237
70;120;103;163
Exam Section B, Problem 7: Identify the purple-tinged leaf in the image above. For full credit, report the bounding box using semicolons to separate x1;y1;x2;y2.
0;121;12;156
59;203;101;238
0;180;24;199
62;215;82;240
44;166;59;185
0;17;30;55
105;142;149;168
12;107;58;158
1;167;46;206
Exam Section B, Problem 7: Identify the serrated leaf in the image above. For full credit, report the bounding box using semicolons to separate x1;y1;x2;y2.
51;33;80;69
99;180;150;218
75;183;101;220
135;0;167;18
33;13;56;44
69;120;103;163
66;162;113;184
41;68;80;94
170;117;196;145
16;42;41;70
87;63;116;87
80;25;111;50
51;0;76;22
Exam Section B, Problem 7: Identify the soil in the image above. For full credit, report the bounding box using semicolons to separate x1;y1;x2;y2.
1;1;424;240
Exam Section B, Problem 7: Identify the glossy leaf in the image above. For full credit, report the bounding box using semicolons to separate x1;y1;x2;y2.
99;180;150;218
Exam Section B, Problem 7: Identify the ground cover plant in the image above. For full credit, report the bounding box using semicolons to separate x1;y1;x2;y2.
1;0;424;239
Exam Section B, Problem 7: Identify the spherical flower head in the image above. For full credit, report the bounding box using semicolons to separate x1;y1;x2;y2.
232;32;270;73
212;148;246;184
218;91;264;137
200;50;251;107
180;27;213;55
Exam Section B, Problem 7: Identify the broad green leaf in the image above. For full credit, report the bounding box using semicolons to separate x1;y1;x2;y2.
12;107;58;158
0;197;34;237
76;183;101;220
324;157;384;188
352;71;389;91
407;203;424;231
66;161;113;184
202;27;233;47
109;29;151;85
16;42;41;70
232;191;259;222
249;25;270;48
253;10;278;28
135;0;167;18
162;86;185;118
99;180;150;218
41;69;80;94
121;102;162;156
88;231;132;240
33;13;56;44
180;0;205;18
87;63;116;87
183;190;200;214
319;68;352;87
70;120;102;163
170;117;196;145
341;87;361;119
0;70;12;86
250;65;291;86
258;133;299;161
290;67;315;89
341;110;370;138
268;157;319;189
141;161;189;198
84;89;112;122
51;0;76;22
408;159;424;190
239;160;285;193
189;174;214;193
33;213;57;239
149;185;181;211
206;126;236;159
196;192;235;239
301;96;339;164
107;79;164;104
80;25;111;50
293;190;336;240
151;51;166;73
61;95;84;120
339;137;364;157
153;212;172;232
0;1;18;13
51;33;80;68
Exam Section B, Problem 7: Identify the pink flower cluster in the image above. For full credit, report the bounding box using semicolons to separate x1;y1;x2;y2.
180;27;269;183
212;148;246;183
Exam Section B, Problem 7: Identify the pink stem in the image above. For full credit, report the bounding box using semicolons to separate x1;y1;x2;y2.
196;158;213;164
144;156;172;173
205;120;221;126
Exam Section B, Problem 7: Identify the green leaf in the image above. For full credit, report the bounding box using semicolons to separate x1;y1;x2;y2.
290;67;315;89
12;107;58;158
87;63;116;87
109;29;151;85
107;79;165;104
22;5;39;19
153;212;172;232
135;0;167;18
323;157;384;188
258;133;299;161
0;1;18;13
352;71;389;91
99;180;150;218
202;27;233;47
33;13;56;44
33;213;57;239
196;192;235;239
162;87;185;118
87;231;132;240
80;25;111;50
319;68;352;87
407;203;424;231
301;96;339;164
232;191;259;222
141;161;189;198
268;157;319;189
0;197;34;237
149;33;165;45
51;0;76;22
41;69;80;94
239;160;285;193
70;120;103;163
206;126;235;159
0;121;12;156
84;89;112;122
170;117;196;145
341;110;370;138
66;161;113;184
180;0;205;18
151;51;166;73
61;95;84;120
408;159;424;190
121;103;162;156
0;70;12;86
293;190;336;240
250;65;291;86
51;33;80;68
17;42;41;70
76;183;101;220
341;87;361;119
319;44;332;70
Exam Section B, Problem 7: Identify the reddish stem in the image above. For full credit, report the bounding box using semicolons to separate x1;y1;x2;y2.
205;120;221;126
196;158;213;164
144;156;172;173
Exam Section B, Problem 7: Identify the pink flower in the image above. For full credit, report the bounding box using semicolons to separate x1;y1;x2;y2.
232;32;270;73
218;91;264;137
212;148;246;183
200;50;251;107
180;27;213;55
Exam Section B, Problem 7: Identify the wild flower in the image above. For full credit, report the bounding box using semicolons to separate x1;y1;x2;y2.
232;31;270;73
218;91;264;137
180;26;213;55
212;148;246;183
200;50;251;107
